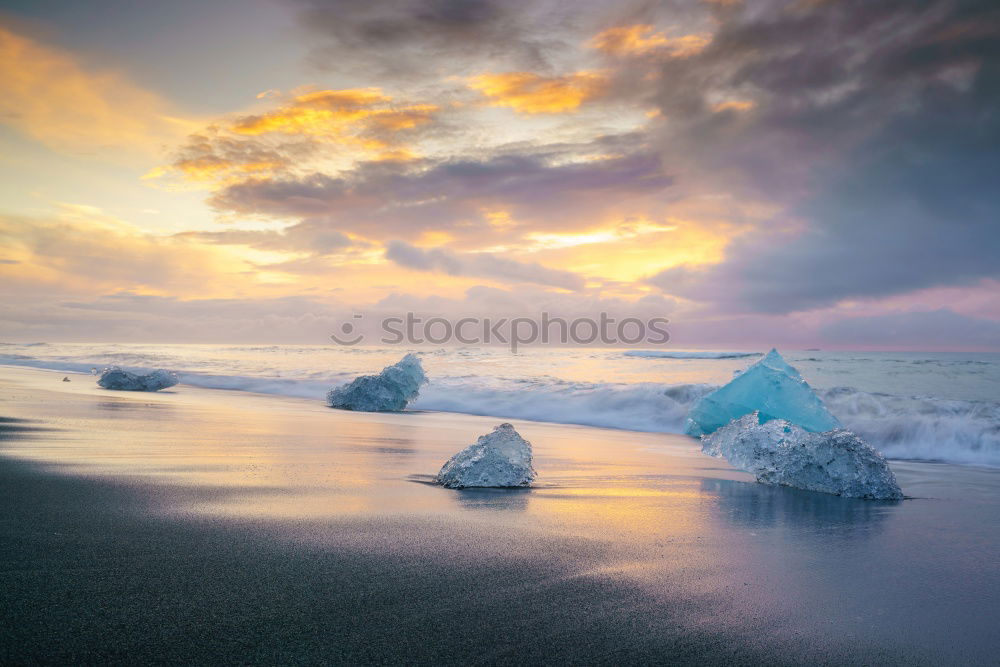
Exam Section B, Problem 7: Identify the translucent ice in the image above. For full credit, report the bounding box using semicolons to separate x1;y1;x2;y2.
702;413;903;500
437;423;536;489
327;353;427;412
684;348;840;436
97;367;178;392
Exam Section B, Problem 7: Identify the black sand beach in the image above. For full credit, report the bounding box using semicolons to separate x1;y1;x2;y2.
2;367;999;665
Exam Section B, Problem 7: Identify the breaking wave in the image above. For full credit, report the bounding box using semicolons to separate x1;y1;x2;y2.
820;387;1000;467
2;352;998;467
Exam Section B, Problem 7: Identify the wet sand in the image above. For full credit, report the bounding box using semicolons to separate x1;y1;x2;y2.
2;366;999;664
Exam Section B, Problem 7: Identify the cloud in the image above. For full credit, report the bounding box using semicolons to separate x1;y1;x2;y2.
643;0;1000;313
0;207;249;297
144;127;315;184
0;25;192;157
150;87;438;185
589;25;709;58
230;88;436;141
372;285;677;323
468;71;607;113
0;292;354;344
0;285;676;344
209;148;674;243
819;309;1000;350
385;240;585;290
176;220;368;256
292;0;579;80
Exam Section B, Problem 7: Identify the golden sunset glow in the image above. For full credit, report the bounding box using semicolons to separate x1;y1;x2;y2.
0;0;993;348
712;99;756;113
0;27;195;157
230;89;437;137
0;15;740;323
1;5;996;665
590;25;711;58
468;71;607;113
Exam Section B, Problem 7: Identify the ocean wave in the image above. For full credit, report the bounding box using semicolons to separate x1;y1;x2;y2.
623;350;762;359
415;380;714;433
0;357;99;374
176;372;341;399
174;375;1000;468
821;387;1000;467
3;353;998;467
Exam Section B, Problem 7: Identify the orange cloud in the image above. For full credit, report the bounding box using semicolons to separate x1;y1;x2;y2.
712;99;756;113
0;26;193;158
590;25;710;58
590;25;669;55
231;89;436;140
151;89;437;185
468;71;607;114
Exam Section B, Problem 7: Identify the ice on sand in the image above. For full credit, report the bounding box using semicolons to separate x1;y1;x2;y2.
702;413;903;500
97;367;179;392
437;423;536;489
327;353;427;412
685;348;840;436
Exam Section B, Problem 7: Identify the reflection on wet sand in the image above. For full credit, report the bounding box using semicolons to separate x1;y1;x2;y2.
701;477;897;534
95;400;172;411
449;486;532;512
0;416;59;438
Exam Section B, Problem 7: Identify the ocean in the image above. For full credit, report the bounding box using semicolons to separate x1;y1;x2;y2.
2;343;998;467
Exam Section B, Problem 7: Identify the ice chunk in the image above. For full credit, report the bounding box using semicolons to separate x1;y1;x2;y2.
437;423;536;489
684;348;840;436
97;367;179;392
327;353;427;412
702;413;903;500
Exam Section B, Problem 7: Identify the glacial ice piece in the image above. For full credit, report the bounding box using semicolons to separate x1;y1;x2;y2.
684;348;840;436
437;423;536;489
702;413;903;500
327;353;427;412
97;367;179;392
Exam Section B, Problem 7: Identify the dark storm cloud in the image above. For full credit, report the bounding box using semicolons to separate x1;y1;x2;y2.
648;0;1000;313
209;149;674;243
292;0;577;78
384;239;585;290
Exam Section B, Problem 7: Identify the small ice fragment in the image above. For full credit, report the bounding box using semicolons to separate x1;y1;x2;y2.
685;348;840;436
327;353;427;412
702;412;903;500
62;376;70;382
97;367;178;392
437;423;536;489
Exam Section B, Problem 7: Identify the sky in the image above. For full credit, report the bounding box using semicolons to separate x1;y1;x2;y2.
0;0;998;349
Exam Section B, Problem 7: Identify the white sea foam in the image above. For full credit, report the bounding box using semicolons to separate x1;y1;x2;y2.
2;346;998;467
414;380;710;433
820;387;1000;467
